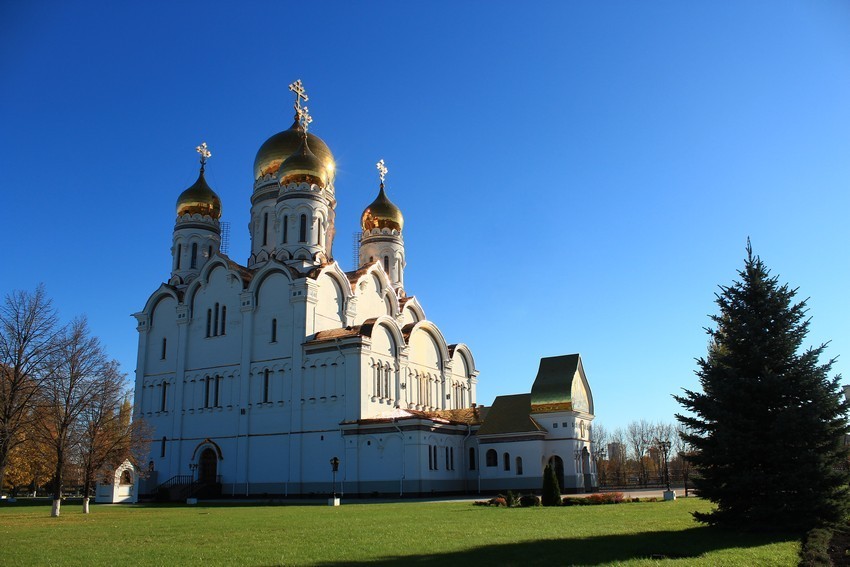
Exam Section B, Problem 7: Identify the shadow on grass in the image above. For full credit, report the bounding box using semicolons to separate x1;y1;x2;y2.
316;526;798;566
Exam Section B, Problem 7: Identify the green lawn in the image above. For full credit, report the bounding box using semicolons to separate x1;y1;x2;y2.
0;498;800;566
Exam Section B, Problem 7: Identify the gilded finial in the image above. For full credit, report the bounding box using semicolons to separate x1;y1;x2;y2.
289;79;309;117
196;142;211;171
297;105;313;135
377;159;388;187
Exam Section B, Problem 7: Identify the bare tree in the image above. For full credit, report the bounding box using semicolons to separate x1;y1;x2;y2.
590;422;608;486
609;427;627;485
627;419;653;485
674;422;696;496
0;285;64;493
35;318;109;517
77;375;151;513
653;421;674;485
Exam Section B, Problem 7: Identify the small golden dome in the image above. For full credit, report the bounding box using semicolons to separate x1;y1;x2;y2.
253;119;335;182
176;169;222;219
361;185;403;232
278;137;328;188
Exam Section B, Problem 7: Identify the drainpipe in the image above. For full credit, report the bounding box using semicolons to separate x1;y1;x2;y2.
462;423;472;494
393;418;405;497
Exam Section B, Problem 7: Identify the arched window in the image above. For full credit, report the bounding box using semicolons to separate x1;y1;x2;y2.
299;214;307;242
160;382;168;412
263;369;270;403
176;244;182;270
191;243;198;269
384;366;391;399
262;212;269;246
283;215;288;244
204;376;211;408
486;449;497;467
503;452;511;471
206;309;212;338
220;306;226;335
120;469;133;485
469;447;476;470
214;375;222;407
213;303;220;336
271;318;277;343
161;337;167;360
516;457;523;475
208;245;212;259
160;436;167;458
383;255;389;273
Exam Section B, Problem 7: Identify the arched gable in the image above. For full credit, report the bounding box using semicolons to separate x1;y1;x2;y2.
573;358;594;415
449;343;476;379
360;316;404;358
350;264;398;324
248;262;296;304
399;297;426;326
186;258;248;315
404;321;449;371
141;285;181;316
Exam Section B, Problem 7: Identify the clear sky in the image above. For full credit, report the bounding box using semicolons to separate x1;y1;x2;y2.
2;1;848;433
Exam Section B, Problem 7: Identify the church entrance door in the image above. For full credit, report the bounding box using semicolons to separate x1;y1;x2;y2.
548;456;565;490
199;448;217;484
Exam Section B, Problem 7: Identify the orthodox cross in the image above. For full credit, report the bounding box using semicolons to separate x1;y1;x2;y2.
376;159;387;186
297;105;313;134
196;142;211;170
289;79;309;113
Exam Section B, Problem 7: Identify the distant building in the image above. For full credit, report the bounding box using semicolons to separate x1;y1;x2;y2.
133;83;597;497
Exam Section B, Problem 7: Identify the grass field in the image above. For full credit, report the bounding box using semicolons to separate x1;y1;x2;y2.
0;498;800;566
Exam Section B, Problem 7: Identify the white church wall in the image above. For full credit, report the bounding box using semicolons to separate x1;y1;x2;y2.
313;273;345;332
251;271;295;361
186;265;242;370
145;296;178;373
352;273;390;324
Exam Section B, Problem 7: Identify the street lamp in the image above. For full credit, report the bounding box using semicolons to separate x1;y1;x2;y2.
188;462;199;502
329;457;340;499
655;439;672;491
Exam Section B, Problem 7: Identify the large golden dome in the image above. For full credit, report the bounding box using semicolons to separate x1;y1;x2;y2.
278;137;329;188
361;185;403;232
253;119;335;182
176;169;222;219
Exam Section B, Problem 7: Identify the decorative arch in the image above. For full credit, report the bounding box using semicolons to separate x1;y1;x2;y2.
141;284;182;317
402;321;450;368
248;262;296;305
359;316;405;356
448;343;477;378
190;438;224;462
399;297;426;323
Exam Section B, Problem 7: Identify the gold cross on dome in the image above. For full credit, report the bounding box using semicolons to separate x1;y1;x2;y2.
376;159;388;184
289;79;309;112
297;105;313;134
196;142;211;165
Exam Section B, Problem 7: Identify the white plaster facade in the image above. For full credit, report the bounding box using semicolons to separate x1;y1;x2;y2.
134;108;597;497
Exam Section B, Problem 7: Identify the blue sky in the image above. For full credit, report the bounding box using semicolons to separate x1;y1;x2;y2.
2;1;849;433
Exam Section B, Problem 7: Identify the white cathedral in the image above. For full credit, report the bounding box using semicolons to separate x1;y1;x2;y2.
133;82;597;499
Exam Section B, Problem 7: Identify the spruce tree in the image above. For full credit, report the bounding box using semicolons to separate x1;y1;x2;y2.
542;463;561;506
675;242;850;530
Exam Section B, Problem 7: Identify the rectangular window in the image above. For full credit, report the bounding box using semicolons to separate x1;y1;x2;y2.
160;382;168;412
160;437;166;458
271;319;277;343
214;375;221;407
283;215;288;244
206;309;212;338
263;369;270;403
428;445;433;470
213;303;219;336
191;243;198;269
220;306;226;335
176;244;182;270
204;377;211;408
262;212;268;246
161;337;167;360
433;446;438;470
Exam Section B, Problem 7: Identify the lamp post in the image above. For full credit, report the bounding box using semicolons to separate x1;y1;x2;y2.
595;447;607;487
188;462;199;504
655;439;675;500
329;457;340;505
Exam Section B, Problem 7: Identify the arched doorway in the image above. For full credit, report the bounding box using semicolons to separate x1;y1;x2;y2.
548;455;565;490
199;448;217;484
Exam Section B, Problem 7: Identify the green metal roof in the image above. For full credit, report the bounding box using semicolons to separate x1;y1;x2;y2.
530;354;582;411
477;394;544;436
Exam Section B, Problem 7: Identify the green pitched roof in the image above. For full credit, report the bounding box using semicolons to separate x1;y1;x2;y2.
530;354;581;411
477;394;544;436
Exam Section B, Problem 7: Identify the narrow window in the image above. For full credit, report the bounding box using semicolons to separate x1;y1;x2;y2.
191;243;198;269
161;337;167;360
283;215;288;244
176;244;182;270
207;245;212;259
220;305;226;335
384;367;390;399
204;377;211;408
383;255;389;273
469;447;476;470
516;457;523;475
160;382;168;412
214;303;220;336
299;214;307;242
433;446;438;470
445;447;450;470
214;375;221;407
503;452;511;471
428;445;433;470
271;318;277;342
206;309;212;337
486;449;497;467
263;369;270;403
262;212;269;246
160;437;166;458
451;447;455;470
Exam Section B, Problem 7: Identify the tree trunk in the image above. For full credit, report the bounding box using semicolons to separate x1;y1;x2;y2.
82;497;89;514
51;448;63;518
51;499;61;517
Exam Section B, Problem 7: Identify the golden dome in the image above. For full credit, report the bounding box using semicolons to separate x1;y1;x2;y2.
253;119;335;182
361;185;403;232
176;169;222;219
278;137;328;188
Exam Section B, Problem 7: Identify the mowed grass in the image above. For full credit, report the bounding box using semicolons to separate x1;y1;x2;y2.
0;498;800;566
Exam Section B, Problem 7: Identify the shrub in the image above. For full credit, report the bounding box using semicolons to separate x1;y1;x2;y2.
519;494;541;507
800;527;835;566
505;491;520;508
488;497;507;507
